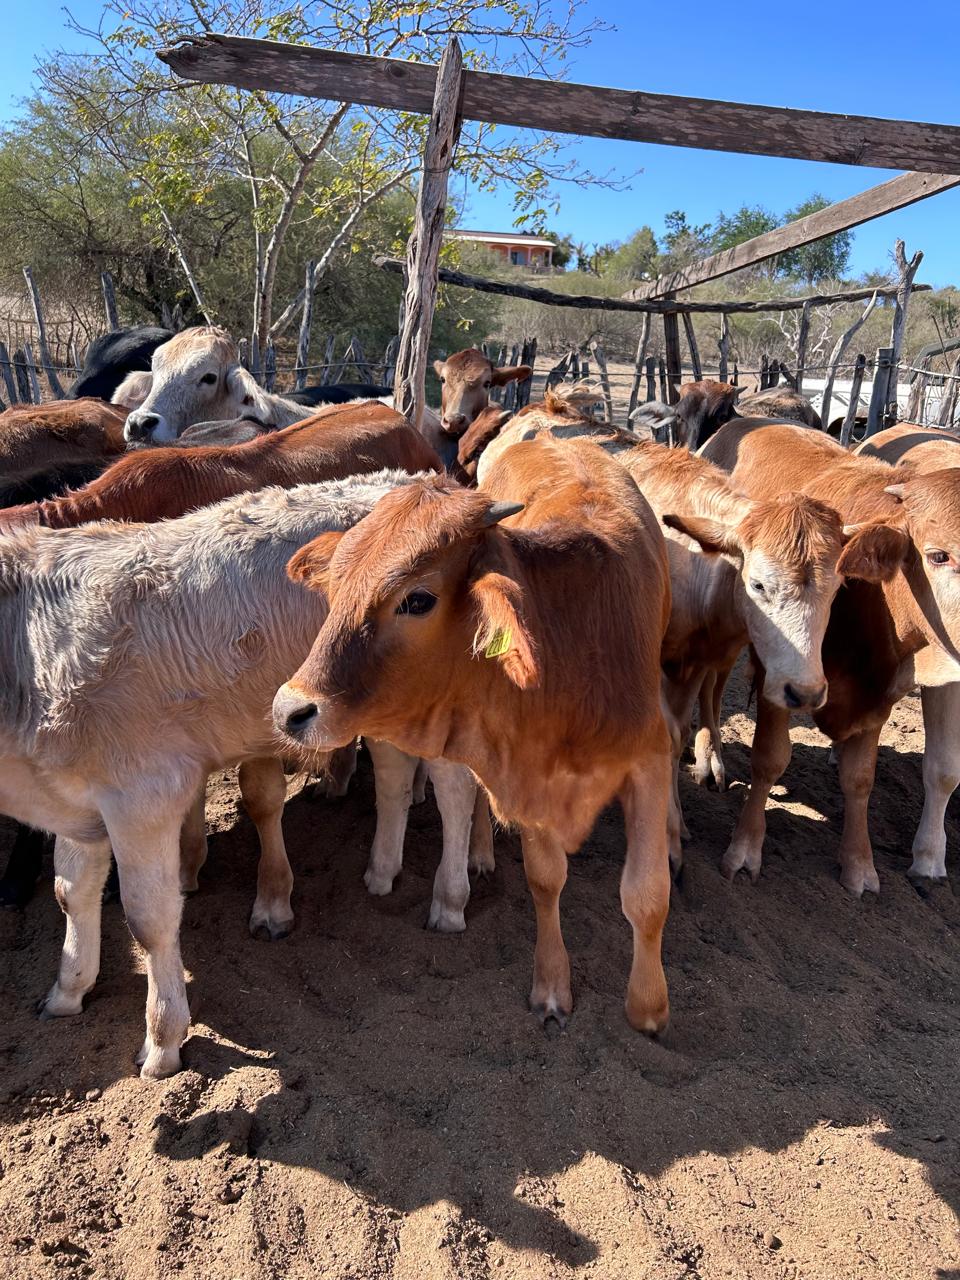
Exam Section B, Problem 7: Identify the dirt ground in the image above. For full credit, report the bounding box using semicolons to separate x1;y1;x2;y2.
0;663;958;1280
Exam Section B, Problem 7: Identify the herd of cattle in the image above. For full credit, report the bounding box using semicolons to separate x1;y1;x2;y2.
0;321;957;1081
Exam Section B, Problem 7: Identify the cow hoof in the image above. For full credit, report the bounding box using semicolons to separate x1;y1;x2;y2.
364;866;398;897
248;906;294;940
531;1003;568;1034
426;901;467;933
139;1046;182;1080
529;988;572;1031
839;865;880;897
907;857;947;882
468;850;496;878
37;984;84;1019
625;1000;670;1038
721;843;761;882
179;875;201;894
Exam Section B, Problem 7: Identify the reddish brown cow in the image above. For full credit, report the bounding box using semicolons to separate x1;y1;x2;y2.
273;434;674;1033
1;401;440;530
702;420;960;894
433;348;531;436
0;399;126;476
672;380;742;449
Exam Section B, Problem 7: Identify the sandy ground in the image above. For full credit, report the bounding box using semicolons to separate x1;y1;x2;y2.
0;664;958;1280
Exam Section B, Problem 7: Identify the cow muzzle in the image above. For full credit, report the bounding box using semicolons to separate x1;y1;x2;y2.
124;410;164;443
441;414;468;436
272;683;352;750
779;680;828;712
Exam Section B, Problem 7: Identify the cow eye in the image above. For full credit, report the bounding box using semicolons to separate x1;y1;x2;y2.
749;580;766;595
483;380;491;389
397;590;437;617
199;372;217;386
927;550;950;566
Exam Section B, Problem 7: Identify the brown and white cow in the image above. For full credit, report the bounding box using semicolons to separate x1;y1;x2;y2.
273;434;675;1033
433;348;531;437
702;419;959;893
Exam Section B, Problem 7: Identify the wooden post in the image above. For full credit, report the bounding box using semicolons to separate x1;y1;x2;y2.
545;351;571;390
381;334;399;386
392;37;464;429
249;335;262;385
680;311;702;381
794;298;812;396
502;343;522;411
759;353;770;389
662;299;682;403
937;357;960;428
840;353;867;446
590;340;614;423
68;339;81;381
13;349;31;403
658;357;668;402
890;239;922;374
570;349;581;381
263;338;277;392
717;312;730;383
732;361;739;386
101;271;119;330
627;313;652;420
820;291;878;429
777;361;797;391
644;356;656;402
0;341;18;404
238;337;250;370
21;344;42;403
22;267;65;398
319;334;336;385
516;336;537;408
864;346;894;437
294;258;316;390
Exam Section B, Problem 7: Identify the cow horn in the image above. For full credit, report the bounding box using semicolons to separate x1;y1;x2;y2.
482;501;524;526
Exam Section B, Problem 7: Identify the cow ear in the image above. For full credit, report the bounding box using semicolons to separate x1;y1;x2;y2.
433;359;446;379
491;364;532;387
287;531;345;593
226;363;266;412
838;523;909;582
884;483;907;502
662;512;741;555
471;567;539;689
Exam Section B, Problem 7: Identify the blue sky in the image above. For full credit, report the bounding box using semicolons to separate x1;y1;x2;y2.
3;0;959;286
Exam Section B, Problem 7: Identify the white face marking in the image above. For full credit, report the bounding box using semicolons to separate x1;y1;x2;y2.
740;549;839;710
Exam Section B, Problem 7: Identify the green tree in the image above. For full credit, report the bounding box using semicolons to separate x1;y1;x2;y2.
711;205;779;252
540;230;574;270
658;210;711;272
38;0;613;348
603;226;659;281
777;194;853;284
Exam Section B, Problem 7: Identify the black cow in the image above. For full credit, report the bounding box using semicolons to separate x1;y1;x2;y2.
69;325;173;402
287;382;392;407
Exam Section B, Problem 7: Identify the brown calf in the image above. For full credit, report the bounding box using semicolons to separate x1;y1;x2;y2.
433;348;531;436
702;420;957;894
1;401;441;530
0;399;126;478
273;434;674;1033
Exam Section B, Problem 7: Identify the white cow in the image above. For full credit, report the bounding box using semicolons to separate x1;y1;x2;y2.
0;472;485;1078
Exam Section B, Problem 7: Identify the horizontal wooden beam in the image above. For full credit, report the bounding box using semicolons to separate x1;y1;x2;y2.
373;257;929;314
159;35;960;173
630;171;960;298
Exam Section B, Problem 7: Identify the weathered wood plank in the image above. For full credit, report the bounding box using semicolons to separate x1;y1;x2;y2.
294;259;316;391
0;341;18;405
662;303;682;405
794;299;812;395
374;256;928;315
681;310;702;381
865;347;895;437
21;343;42;404
717;313;730;383
840;353;867;446
889;239;922;379
23;267;65;398
590;340;614;423
159;35;960;173
392;38;463;431
101;271;119;330
820;292;877;428
631;171;960;299
627;314;652;420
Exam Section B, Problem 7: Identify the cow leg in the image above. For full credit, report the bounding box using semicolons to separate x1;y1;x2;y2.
179;783;208;893
101;804;189;1079
469;786;495;877
835;726;882;897
38;835;112;1019
660;678;693;867
426;760;475;933
239;758;294;940
521;826;572;1026
910;683;960;880
412;758;429;806
694;663;732;791
619;754;672;1035
0;823;48;909
364;739;417;895
722;694;792;880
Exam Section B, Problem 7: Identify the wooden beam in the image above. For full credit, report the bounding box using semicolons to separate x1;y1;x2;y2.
391;38;464;431
159;35;960;173
630;171;960;298
374;256;929;315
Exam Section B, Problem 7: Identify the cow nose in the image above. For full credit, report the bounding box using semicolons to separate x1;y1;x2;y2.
124;412;160;442
273;685;319;739
442;414;467;435
286;702;318;734
783;682;828;711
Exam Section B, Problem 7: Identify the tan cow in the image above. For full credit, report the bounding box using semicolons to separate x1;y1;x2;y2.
702;420;959;893
854;423;960;881
433;348;531;436
274;434;675;1034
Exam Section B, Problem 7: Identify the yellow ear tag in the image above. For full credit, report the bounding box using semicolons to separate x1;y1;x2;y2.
484;627;512;659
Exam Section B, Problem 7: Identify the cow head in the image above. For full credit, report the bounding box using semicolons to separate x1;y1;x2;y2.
675;380;741;450
664;493;905;711
879;469;960;657
273;480;531;757
433;349;531;437
123;326;264;443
